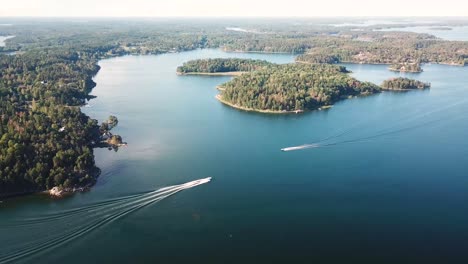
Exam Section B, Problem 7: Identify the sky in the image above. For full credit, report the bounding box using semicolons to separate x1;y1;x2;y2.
1;0;467;17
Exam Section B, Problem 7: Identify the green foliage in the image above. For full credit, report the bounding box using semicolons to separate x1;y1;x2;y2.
220;64;380;111
295;32;468;65
389;62;423;73
0;48;103;196
107;116;118;129
177;58;272;73
382;77;431;90
0;19;465;196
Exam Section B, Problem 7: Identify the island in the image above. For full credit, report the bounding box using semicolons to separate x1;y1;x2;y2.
216;63;381;113
176;58;272;76
430;27;453;31
97;115;127;150
292;31;468;66
1;19;466;199
381;77;431;90
388;62;423;73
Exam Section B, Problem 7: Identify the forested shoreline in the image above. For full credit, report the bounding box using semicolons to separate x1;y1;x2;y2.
382;77;431;90
0;48;128;197
177;58;430;113
176;58;272;74
0;18;465;197
218;64;381;112
388;62;423;73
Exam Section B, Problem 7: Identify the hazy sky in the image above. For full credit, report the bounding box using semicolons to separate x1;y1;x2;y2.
1;0;467;17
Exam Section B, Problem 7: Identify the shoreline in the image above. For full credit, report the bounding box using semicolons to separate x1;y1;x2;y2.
222;48;297;55
382;87;429;91
1;51;128;200
215;94;305;114
388;68;423;73
1;167;101;200
176;71;246;76
0;35;15;47
0;47;441;200
297;60;466;67
296;60;392;66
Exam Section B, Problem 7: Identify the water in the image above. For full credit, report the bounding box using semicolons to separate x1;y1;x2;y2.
378;26;468;41
2;48;468;263
0;36;15;47
330;19;437;28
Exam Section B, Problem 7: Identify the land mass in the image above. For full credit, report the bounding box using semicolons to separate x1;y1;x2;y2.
382;77;431;90
178;58;431;113
0;19;464;198
430;27;453;31
216;63;381;113
177;71;246;76
176;58;273;75
388;62;423;73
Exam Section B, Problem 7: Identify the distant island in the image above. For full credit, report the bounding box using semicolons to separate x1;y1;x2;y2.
176;58;272;76
430;27;453;31
388;62;423;73
214;62;381;113
293;32;468;66
382;77;431;90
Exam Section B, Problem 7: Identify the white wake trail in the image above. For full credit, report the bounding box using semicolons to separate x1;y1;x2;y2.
0;177;212;264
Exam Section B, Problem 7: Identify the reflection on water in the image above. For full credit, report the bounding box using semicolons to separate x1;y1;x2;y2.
2;49;468;263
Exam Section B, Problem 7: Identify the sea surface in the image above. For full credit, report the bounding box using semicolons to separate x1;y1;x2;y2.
2;48;468;263
378;25;468;41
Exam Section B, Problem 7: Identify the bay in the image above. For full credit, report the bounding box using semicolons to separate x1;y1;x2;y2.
2;49;468;263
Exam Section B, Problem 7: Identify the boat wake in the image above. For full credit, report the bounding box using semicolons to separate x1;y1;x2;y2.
0;177;211;264
281;144;321;152
281;99;467;152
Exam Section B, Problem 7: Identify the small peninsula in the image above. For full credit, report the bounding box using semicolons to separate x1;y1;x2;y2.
215;63;381;113
388;62;423;73
176;58;272;76
382;77;431;90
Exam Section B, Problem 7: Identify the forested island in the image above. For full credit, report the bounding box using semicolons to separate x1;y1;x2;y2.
388;62;423;73
430;27;453;31
0;18;466;198
293;32;468;66
381;77;431;90
217;63;380;113
176;58;272;75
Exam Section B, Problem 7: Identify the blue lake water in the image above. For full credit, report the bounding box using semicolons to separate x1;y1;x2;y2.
378;25;468;41
2;49;468;263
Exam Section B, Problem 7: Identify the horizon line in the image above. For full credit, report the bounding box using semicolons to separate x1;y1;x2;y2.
1;15;468;19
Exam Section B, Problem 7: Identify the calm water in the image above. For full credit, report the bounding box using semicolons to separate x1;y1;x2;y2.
331;19;436;28
378;25;468;41
2;49;468;263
